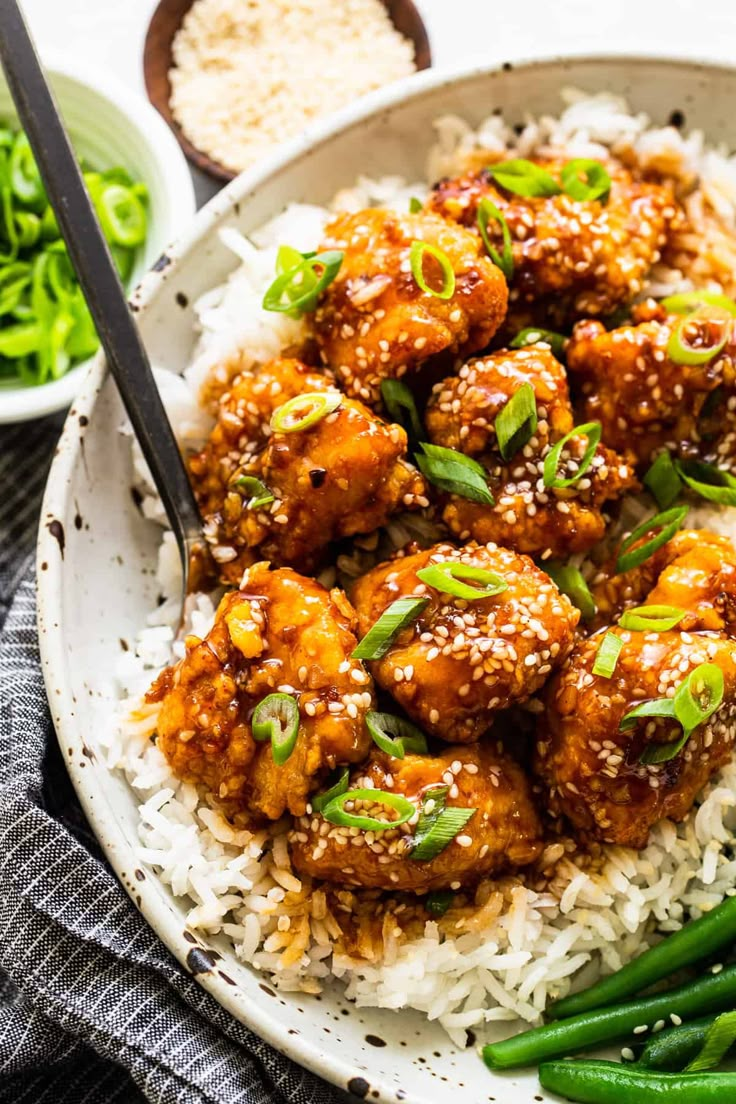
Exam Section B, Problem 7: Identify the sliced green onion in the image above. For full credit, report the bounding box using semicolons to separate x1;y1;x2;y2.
686;1010;736;1072
410;785;476;862
676;459;736;507
416;442;493;504
96;183;147;248
615;505;689;574
509;327;567;359
381;378;424;441
592;632;623;678
543;421;602;489
639;663;725;764
232;475;274;510
321;788;415;831
643;451;682;510
425;890;454;916
620;697;677;732
251;692;300;766
667;306;730;366
545;561;596;620
416;560;508;600
352;597;429;661
495;382;538;460
270;391;342;433
311;767;350;813
365;711;428;758
9;132;45;209
409;196;423;213
619;604;687;632
477;197;514;280
262;249;343;315
560;159;612;203
409;240;455;300
661;290;736;317
488;159;561;198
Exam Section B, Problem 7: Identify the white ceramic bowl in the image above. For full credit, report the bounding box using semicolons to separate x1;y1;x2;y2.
37;55;736;1104
0;56;196;424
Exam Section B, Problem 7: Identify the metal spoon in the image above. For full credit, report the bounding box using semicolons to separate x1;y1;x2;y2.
0;0;203;597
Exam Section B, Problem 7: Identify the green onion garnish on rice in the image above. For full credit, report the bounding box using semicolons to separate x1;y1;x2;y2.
352;597;429;661
615;505;689;574
643;451;682;509
251;692;300;765
543;421;601;489
545;562;596;621
592;632;623;679
270;391;342;433
409;240;455;300
365;711;427;759
416;560;508;601
477;197;514;280
494;382;538;460
415;442;494;504
321;788;415;831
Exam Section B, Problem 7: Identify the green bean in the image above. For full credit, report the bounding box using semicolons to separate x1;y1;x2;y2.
482;963;736;1069
548;893;736;1019
538;1059;736;1102
638;1015;718;1071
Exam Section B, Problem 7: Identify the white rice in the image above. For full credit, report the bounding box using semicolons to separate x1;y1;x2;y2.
107;91;736;1045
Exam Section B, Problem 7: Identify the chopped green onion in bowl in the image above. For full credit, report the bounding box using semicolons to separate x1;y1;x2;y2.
0;122;149;387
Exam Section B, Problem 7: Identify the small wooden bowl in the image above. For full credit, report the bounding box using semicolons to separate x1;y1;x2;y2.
143;0;432;184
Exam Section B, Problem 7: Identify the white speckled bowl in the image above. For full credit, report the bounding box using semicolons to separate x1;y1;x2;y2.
0;56;196;424
37;56;736;1104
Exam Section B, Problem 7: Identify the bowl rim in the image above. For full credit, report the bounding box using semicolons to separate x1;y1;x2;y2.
0;53;196;425
36;52;736;1101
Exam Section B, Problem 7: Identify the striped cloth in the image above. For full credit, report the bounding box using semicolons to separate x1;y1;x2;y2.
0;415;346;1104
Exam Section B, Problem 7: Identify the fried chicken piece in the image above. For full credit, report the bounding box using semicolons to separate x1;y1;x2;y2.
312;208;508;404
536;531;736;847
147;563;374;821
190;358;427;582
428;159;679;328
350;541;579;743
425;347;638;557
190;357;329;517
566;311;736;468
590;529;736;629
290;744;544;892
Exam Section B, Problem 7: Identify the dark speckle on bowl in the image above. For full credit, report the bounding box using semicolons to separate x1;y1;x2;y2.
347;1077;370;1099
134;868;145;881
79;414;88;427
152;252;172;272
365;1035;386;1048
183;930;197;944
669;108;686;128
259;983;276;998
186;947;218;975
218;971;236;985
175;290;189;308
47;519;65;558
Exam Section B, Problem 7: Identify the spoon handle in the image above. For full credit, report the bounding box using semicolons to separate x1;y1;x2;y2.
0;0;202;570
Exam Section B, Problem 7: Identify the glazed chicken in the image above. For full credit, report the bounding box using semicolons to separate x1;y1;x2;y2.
190;357;427;581
291;744;544;892
566;306;736;468
350;541;579;743
312;208;508;404
148;563;374;820
536;531;736;847
425;347;638;557
590;529;736;629
428;159;679;328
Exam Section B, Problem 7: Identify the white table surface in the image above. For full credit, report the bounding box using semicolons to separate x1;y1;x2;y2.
19;0;736;110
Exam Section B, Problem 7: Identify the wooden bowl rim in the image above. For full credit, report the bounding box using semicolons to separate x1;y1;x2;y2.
143;0;432;184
